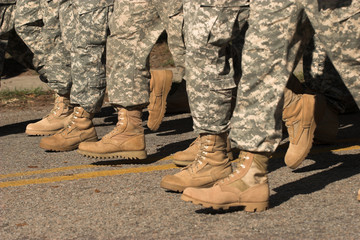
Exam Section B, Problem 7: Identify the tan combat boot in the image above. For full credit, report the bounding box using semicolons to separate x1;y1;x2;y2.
181;151;270;212
25;94;73;136
358;189;360;201
160;133;233;192
282;88;325;169
77;107;147;160
147;69;173;131
39;107;98;151
173;136;234;167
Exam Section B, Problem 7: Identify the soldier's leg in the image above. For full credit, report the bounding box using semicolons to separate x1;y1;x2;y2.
45;0;73;96
304;30;358;114
160;0;250;192
77;0;164;159
0;2;16;79
147;0;185;131
6;30;35;70
304;1;360;107
182;0;302;211
153;0;185;77
14;0;48;77
182;0;360;211
25;0;74;136
39;0;114;151
69;0;114;113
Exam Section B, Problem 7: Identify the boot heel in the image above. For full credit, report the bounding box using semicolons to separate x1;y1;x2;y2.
243;202;269;212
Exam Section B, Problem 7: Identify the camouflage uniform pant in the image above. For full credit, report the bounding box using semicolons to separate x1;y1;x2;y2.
230;0;360;153
183;0;249;134
45;0;113;113
0;1;16;78
14;0;51;76
106;0;184;107
303;32;356;113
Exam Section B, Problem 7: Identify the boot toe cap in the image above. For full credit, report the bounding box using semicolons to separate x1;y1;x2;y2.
78;141;96;152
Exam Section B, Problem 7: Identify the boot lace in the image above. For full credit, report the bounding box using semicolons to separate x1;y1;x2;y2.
217;154;249;184
103;112;125;139
43;97;62;119
183;138;210;173
61;109;78;133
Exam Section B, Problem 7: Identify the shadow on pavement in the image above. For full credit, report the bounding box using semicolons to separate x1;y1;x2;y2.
270;152;360;208
0;119;40;137
193;147;359;215
91;138;195;166
144;114;193;136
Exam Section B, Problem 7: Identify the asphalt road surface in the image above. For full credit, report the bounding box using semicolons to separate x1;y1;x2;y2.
1;106;359;239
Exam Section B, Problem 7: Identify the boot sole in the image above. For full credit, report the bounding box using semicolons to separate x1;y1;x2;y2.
147;75;172;131
39;137;98;152
39;142;80;152
160;181;215;193
181;194;268;212
26;129;60;136
285;122;316;169
77;149;147;160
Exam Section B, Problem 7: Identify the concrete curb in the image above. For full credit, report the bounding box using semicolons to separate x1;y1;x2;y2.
0;75;50;92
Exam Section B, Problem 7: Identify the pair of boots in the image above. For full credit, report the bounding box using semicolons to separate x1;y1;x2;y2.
166;88;338;211
173;88;338;170
26;94;146;158
161;133;270;212
78;69;172;157
26;70;172;157
26;94;99;152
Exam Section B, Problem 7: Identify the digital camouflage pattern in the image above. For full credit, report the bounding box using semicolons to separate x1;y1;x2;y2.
69;0;113;113
303;33;355;113
41;0;113;113
153;0;185;76
0;0;16;77
106;0;184;107
14;0;50;76
0;0;15;34
44;0;72;94
183;0;249;134
230;0;360;153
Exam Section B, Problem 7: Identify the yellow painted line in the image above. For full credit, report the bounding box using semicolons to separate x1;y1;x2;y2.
0;165;98;179
0;144;359;188
0;155;173;180
330;145;360;152
0;163;177;188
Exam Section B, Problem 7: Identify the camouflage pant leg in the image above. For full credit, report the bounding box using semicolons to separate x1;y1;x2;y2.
183;0;249;134
153;0;185;82
230;0;360;153
69;0;113;113
0;3;16;78
303;7;360;113
302;28;352;113
304;1;360;107
0;3;15;34
14;0;48;74
6;30;35;69
46;0;73;96
106;0;164;107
